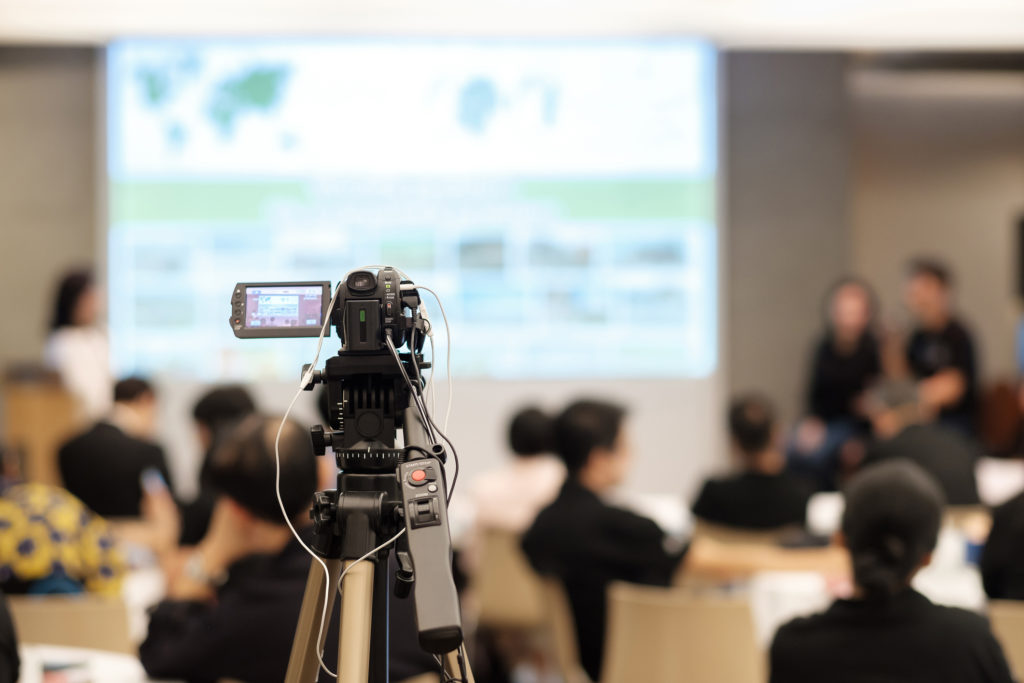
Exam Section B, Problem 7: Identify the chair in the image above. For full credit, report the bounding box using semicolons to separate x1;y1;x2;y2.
475;529;547;629
600;582;764;683
2;368;82;486
540;577;590;683
8;594;133;654
988;600;1024;680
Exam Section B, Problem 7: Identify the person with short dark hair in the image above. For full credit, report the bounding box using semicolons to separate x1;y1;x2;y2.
140;415;435;683
980;489;1024;601
770;461;1013;683
692;395;813;530
58;377;173;518
179;385;257;545
522;400;684;681
904;258;978;433
44;268;113;421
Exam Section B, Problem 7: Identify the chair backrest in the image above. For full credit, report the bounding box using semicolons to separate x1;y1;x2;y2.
8;594;133;654
988;600;1024;680
540;578;590;683
475;529;547;629
1;372;81;486
601;582;764;683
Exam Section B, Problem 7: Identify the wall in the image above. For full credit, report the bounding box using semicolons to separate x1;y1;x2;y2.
850;69;1024;382
723;51;852;422
0;47;99;369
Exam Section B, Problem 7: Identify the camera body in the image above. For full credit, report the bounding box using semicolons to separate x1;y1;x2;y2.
333;267;416;352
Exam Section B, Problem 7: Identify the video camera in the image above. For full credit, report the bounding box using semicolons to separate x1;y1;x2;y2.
229;266;465;681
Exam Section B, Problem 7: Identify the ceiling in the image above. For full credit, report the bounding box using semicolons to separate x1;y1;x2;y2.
2;0;1024;49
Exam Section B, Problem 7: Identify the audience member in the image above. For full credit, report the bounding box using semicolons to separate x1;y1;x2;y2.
693;395;813;530
140;415;434;683
521;400;684;681
44;268;113;421
59;378;173;518
863;381;980;505
0;483;125;596
904;259;978;434
470;407;565;533
179;385;256;545
789;278;880;489
981;489;1024;600
770;461;1012;683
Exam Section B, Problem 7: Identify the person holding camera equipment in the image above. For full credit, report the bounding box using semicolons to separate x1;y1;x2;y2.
223;267;471;683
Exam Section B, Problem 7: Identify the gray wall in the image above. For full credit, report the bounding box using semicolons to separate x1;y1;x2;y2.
724;52;851;422
850;69;1024;382
0;47;99;369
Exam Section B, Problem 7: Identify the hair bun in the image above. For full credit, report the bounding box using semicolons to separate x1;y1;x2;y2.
508;407;555;456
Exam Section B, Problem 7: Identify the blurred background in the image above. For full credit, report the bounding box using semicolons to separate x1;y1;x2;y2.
1;2;1024;680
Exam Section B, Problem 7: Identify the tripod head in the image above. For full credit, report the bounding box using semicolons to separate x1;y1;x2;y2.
229;266;465;665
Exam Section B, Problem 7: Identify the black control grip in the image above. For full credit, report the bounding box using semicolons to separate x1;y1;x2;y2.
398;458;463;653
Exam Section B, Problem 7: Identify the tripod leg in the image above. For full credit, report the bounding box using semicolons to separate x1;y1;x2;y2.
286;557;343;683
338;559;375;683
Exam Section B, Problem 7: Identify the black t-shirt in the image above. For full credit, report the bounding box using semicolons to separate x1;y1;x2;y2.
692;472;812;530
807;332;881;421
770;590;1014;683
906;319;978;423
522;479;685;682
58;421;173;518
864;425;980;506
981;490;1024;600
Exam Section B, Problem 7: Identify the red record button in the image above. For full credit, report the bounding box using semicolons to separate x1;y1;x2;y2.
411;469;427;482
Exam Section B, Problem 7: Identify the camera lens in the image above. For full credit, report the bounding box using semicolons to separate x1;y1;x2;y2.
347;270;376;293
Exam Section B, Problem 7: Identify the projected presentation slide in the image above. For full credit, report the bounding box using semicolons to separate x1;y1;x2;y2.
107;39;717;380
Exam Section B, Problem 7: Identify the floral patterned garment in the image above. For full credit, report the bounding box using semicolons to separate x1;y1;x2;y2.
0;484;124;595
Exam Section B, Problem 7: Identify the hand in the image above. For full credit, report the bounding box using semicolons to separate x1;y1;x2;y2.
794;417;827;454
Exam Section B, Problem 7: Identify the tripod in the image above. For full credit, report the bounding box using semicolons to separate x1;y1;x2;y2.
284;349;471;683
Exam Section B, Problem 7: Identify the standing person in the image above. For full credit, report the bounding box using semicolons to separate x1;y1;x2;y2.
789;278;881;490
521;400;684;682
44;269;113;422
693;395;813;530
58;378;173;518
904;259;978;434
770;461;1013;683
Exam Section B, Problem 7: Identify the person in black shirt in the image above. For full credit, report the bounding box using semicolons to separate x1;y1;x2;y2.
58;377;173;518
790;278;881;490
693;395;813;530
521;400;684;682
140;415;435;683
770;461;1013;683
178;385;256;545
0;592;17;683
981;489;1024;600
863;381;980;506
904;258;978;434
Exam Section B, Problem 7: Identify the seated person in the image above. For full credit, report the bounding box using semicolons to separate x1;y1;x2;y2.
903;259;978;434
770;461;1013;683
522;400;685;682
179;385;256;545
981;489;1024;600
863;381;980;506
0;483;125;596
0;591;16;683
470;407;565;534
693;395;812;530
59;377;173;518
140;415;434;683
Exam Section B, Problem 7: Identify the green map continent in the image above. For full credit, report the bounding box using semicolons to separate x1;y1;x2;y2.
208;65;291;137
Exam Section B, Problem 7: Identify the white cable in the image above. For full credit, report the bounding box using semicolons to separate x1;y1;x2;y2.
402;284;453;433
